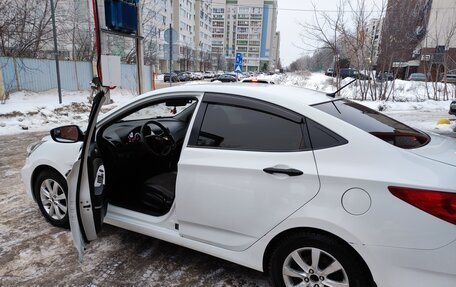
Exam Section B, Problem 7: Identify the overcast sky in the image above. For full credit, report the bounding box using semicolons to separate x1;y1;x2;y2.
277;0;378;67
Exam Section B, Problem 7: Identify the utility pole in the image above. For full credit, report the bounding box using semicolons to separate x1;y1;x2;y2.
136;3;144;94
50;0;62;104
169;24;173;87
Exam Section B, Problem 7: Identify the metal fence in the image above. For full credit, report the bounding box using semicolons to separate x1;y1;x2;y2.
0;57;151;94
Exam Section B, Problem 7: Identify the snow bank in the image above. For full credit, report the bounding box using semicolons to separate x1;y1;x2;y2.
0;89;136;135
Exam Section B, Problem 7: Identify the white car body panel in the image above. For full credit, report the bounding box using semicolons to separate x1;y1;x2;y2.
21;137;82;200
20;84;456;286
176;148;320;251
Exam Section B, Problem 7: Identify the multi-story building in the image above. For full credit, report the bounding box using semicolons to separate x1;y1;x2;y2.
365;18;383;68
377;0;456;79
167;0;213;71
195;0;213;71
211;0;279;72
415;0;456;77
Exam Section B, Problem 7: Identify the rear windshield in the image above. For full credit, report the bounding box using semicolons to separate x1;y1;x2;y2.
312;99;430;149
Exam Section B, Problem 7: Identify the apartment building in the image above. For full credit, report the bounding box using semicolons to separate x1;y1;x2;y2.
162;0;212;71
211;0;279;72
415;0;456;76
377;0;456;79
365;18;383;68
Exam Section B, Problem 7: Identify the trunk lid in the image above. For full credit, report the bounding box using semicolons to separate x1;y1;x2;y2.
410;133;456;167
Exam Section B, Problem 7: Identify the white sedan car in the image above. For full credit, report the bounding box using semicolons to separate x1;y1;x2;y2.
22;84;456;287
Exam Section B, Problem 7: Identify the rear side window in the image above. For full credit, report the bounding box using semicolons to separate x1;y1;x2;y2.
196;104;306;151
313;100;429;149
306;119;348;150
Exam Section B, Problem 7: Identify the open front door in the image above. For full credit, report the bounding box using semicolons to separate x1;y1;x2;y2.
68;90;109;260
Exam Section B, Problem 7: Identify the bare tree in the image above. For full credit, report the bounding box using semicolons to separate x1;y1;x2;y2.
113;0;165;65
0;0;57;58
180;44;193;71
57;0;95;61
214;53;225;71
299;0;346;89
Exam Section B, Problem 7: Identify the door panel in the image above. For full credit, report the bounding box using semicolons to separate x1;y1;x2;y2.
176;95;320;251
177;148;319;251
68;90;108;259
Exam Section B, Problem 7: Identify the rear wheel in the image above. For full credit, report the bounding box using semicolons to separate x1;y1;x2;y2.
34;170;69;228
269;232;373;287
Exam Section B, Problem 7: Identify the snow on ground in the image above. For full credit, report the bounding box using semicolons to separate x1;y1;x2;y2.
0;89;136;135
0;73;455;136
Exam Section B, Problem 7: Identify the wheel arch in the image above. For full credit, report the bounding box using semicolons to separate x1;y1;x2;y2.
262;227;375;285
31;165;66;201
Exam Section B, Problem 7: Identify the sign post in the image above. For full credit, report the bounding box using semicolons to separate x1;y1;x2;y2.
164;25;178;87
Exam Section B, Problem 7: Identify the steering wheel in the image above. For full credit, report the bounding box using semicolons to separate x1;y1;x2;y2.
140;120;176;157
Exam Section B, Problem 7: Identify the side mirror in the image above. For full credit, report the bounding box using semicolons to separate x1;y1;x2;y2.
50;125;84;143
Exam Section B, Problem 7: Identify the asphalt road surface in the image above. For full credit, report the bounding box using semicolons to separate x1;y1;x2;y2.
0;132;269;287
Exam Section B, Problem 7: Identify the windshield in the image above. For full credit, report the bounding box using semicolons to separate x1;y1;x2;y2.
312;99;430;149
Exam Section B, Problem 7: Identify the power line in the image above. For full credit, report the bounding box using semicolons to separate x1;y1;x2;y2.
204;1;456;13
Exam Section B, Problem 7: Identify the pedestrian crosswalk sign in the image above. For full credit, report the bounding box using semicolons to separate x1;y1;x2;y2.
234;52;243;73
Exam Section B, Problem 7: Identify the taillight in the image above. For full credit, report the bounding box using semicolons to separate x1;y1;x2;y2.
389;186;456;225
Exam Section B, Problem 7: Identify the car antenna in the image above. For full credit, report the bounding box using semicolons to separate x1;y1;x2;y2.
326;78;357;98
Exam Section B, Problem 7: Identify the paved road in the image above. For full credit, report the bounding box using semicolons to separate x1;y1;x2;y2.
0;132;269;287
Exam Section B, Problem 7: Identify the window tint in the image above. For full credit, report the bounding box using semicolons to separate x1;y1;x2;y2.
197;104;306;151
313;99;429;149
306;119;348;150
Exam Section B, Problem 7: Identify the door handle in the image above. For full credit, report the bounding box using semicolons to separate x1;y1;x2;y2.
263;167;303;176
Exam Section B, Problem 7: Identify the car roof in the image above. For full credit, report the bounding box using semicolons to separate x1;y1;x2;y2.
141;84;334;106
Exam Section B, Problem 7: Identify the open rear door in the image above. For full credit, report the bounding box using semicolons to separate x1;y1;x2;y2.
67;90;109;260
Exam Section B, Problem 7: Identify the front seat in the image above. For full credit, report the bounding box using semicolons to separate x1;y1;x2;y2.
142;171;177;213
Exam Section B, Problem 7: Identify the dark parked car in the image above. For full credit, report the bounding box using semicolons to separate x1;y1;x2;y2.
211;74;237;82
377;72;394;82
325;68;335;77
164;73;179;82
450;100;456;116
408;73;427;82
177;72;191;82
340;68;371;80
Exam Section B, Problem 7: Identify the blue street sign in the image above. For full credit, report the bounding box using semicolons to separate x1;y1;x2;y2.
234;63;242;73
235;53;243;65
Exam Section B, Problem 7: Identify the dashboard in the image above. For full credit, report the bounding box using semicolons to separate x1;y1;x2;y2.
102;118;189;150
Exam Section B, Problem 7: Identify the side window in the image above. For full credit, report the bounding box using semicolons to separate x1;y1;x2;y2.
306;119;348;150
196;104;307;151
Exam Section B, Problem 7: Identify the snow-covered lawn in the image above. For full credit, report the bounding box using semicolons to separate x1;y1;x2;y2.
0;73;455;136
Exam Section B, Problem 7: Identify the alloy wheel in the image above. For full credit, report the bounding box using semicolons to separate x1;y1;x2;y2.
39;178;67;220
282;247;349;287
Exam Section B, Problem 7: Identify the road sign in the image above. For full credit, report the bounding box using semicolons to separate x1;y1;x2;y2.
234;52;243;73
235;52;243;65
164;28;178;43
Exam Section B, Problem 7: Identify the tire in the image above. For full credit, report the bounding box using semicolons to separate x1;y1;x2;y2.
269;232;373;287
33;170;69;228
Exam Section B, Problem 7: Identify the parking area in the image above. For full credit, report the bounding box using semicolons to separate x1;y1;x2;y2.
0;132;269;287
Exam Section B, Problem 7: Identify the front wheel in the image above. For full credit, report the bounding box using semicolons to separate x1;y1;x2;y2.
269;232;373;287
34;170;69;228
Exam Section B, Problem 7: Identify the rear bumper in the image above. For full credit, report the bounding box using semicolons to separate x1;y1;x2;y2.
366;239;456;287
